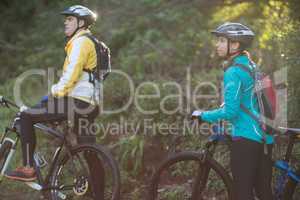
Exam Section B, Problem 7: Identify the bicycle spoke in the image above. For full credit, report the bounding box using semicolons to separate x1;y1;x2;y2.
50;153;93;199
49;145;120;200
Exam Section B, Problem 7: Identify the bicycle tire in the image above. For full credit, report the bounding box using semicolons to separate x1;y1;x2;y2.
0;140;13;172
148;151;233;200
49;144;120;200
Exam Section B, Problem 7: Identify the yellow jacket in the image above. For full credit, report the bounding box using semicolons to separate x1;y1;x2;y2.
51;29;100;105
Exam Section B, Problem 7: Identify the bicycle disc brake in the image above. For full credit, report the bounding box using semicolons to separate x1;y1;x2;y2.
73;175;89;196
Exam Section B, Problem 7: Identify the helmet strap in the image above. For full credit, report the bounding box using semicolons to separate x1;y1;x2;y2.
226;38;230;58
226;38;242;59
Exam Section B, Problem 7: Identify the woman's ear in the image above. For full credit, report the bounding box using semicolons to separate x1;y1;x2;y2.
78;19;85;28
230;41;240;51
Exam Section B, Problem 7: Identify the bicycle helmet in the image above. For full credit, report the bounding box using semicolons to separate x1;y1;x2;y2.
61;5;97;27
212;22;255;48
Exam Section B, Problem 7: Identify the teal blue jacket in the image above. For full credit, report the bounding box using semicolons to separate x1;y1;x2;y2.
201;55;274;144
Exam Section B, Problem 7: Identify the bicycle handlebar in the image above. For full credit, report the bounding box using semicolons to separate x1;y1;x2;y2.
0;96;65;140
0;96;19;109
0;96;21;109
0;96;4;106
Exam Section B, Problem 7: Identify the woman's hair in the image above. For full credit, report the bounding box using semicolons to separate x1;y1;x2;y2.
241;50;254;63
222;50;254;70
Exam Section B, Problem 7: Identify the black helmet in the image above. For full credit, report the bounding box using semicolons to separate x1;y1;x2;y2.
212;22;255;47
61;5;97;27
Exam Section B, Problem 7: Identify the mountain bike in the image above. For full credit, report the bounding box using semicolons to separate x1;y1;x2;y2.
148;124;300;200
0;96;121;200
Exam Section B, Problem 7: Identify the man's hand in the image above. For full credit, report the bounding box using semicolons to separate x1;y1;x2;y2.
40;95;49;103
191;110;203;123
20;105;28;112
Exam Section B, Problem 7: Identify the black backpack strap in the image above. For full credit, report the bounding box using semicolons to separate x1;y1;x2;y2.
83;68;95;85
240;104;260;123
82;33;111;82
233;62;268;145
241;104;268;145
231;63;260;123
232;63;255;80
82;33;101;81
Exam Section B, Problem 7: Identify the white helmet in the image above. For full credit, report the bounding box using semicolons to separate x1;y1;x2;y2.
61;5;97;27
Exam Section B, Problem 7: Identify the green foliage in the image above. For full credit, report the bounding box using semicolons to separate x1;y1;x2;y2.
0;0;300;198
161;186;187;200
117;135;144;176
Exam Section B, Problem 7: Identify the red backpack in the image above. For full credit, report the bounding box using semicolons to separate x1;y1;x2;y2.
234;62;277;135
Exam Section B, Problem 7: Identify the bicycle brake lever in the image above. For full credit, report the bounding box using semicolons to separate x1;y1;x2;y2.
0;96;6;107
2;100;9;108
0;96;14;109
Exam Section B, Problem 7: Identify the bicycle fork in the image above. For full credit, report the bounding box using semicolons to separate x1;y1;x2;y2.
191;153;211;200
0;137;17;181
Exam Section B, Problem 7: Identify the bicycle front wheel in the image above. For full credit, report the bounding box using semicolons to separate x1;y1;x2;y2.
148;151;233;200
49;144;120;200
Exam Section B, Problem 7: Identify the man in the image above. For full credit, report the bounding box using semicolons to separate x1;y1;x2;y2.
192;22;274;200
5;5;104;194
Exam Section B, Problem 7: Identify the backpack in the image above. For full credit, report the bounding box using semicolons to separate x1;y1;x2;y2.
82;33;111;82
233;62;277;135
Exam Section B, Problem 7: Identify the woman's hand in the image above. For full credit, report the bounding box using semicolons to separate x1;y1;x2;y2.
191;110;203;124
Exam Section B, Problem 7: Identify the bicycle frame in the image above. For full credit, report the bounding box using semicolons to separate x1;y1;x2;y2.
188;128;299;200
189;134;231;199
273;129;300;199
0;96;121;200
206;130;300;200
282;130;298;162
0;136;18;179
0;110;72;199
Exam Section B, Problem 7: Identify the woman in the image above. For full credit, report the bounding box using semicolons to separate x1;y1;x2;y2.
192;22;274;200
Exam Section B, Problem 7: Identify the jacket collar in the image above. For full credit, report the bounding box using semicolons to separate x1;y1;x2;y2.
223;54;249;71
232;54;248;64
65;29;91;48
